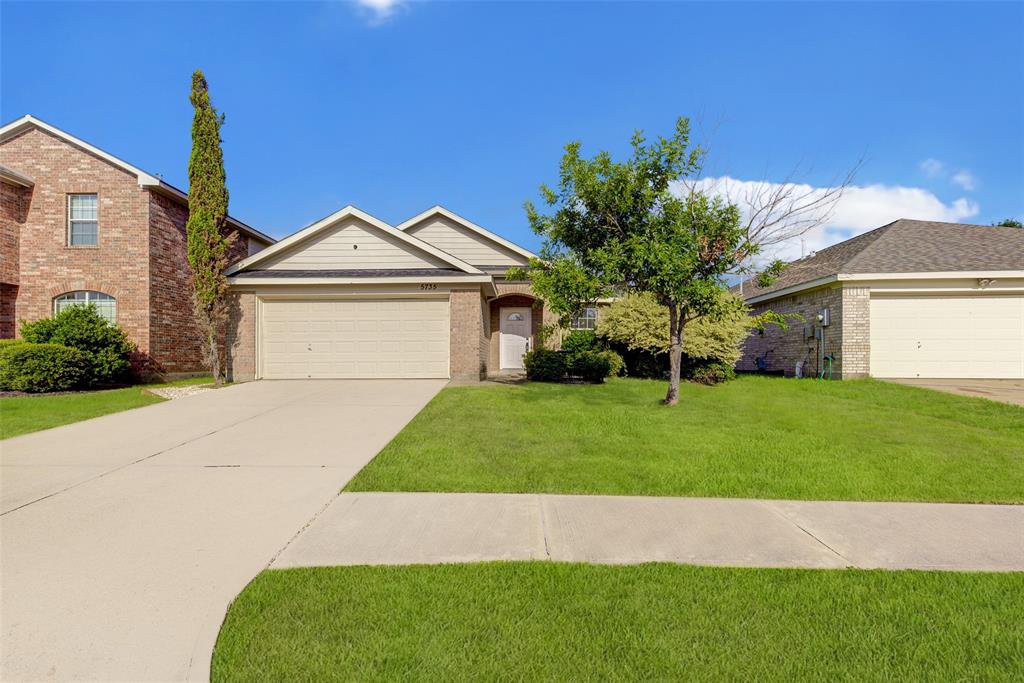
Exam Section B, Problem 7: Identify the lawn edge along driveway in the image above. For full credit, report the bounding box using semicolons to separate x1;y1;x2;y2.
345;376;1024;504
0;376;213;440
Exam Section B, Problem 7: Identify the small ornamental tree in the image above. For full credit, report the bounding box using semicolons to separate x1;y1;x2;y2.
596;290;794;378
516;117;841;405
186;70;236;385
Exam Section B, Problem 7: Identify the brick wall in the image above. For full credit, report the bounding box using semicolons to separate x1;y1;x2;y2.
225;290;256;381
1;180;27;286
1;180;29;337
840;286;870;378
0;127;152;354
449;287;487;380
148;192;250;375
739;285;842;378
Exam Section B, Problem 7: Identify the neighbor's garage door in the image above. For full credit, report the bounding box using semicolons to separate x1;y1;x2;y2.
870;295;1024;378
261;299;450;379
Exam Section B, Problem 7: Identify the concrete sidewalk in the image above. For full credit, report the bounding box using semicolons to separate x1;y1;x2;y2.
274;492;1024;572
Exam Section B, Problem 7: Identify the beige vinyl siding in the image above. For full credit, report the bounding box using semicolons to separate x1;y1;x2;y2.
406;216;528;267
261;218;451;271
260;298;450;379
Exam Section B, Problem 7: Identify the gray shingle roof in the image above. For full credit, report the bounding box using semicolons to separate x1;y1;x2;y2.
231;268;477;279
741;219;1024;300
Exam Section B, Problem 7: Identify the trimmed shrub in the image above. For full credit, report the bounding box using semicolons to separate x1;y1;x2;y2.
0;343;89;392
596;291;751;383
523;349;567;382
685;360;736;385
561;329;600;354
598;349;625;378
21;306;135;386
568;350;614;383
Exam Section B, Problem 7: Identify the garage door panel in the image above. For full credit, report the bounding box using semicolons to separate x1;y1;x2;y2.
261;298;450;379
870;295;1024;379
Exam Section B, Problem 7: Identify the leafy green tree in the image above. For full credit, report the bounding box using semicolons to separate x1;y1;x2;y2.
992;218;1022;228
186;70;236;385
516;117;832;405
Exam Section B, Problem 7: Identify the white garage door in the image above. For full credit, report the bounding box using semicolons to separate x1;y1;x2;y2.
261;298;450;379
870;295;1024;379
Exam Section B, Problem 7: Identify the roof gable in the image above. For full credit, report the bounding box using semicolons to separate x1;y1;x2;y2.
0;115;273;244
396;206;536;265
226;206;483;275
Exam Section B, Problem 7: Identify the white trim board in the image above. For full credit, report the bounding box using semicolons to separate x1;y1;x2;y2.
743;271;1024;305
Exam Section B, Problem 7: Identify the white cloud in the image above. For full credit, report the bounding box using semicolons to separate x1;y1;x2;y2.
353;0;406;24
675;176;980;265
919;158;945;178
951;170;978;191
918;158;979;193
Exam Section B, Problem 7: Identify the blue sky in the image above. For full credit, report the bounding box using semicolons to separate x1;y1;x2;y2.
2;1;1022;257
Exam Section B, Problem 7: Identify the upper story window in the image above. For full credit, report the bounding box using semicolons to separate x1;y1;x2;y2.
569;307;598;330
68;194;98;246
54;291;116;324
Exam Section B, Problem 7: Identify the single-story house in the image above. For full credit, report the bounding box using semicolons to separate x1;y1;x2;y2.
224;205;558;382
736;219;1024;379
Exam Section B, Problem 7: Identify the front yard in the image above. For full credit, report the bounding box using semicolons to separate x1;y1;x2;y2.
0;376;213;440
346;376;1024;503
214;562;1024;682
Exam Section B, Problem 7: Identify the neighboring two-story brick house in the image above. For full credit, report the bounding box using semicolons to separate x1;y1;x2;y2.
0;115;274;375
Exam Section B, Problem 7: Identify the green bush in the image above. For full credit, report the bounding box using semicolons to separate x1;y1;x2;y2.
523;349;567;382
561;329;599;354
598;349;625;377
596;291;751;383
568;350;614;383
685;361;736;385
21;306;135;386
0;343;89;392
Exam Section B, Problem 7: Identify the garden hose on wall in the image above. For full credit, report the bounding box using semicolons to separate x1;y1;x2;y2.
820;355;834;380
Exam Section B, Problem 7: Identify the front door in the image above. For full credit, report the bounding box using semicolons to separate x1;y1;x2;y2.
499;307;532;370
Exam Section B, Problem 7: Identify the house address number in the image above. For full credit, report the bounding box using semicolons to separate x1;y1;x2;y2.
420;283;438;290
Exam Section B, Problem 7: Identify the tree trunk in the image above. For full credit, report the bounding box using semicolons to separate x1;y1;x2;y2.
209;324;222;387
664;303;684;406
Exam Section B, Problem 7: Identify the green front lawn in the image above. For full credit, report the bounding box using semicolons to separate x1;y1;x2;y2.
0;376;213;440
346;376;1024;503
213;562;1024;682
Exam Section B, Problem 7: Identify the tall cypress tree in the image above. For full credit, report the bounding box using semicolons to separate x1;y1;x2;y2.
186;70;235;385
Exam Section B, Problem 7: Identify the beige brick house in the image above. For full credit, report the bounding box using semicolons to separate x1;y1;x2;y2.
224;205;553;382
0;115;274;374
737;220;1024;379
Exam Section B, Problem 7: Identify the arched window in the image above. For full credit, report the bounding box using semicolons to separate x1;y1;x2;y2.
507;312;524;321
54;291;116;324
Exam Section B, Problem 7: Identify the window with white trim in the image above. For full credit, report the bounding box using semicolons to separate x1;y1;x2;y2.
68;194;98;246
54;291;116;324
569;306;598;330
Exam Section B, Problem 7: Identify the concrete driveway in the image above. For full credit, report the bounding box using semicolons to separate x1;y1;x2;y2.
885;378;1024;407
0;379;445;682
